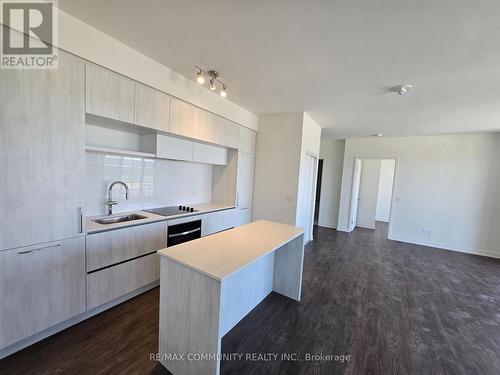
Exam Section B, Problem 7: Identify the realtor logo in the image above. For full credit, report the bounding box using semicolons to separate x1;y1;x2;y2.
1;0;58;69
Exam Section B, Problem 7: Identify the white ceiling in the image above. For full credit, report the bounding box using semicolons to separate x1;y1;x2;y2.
59;0;500;139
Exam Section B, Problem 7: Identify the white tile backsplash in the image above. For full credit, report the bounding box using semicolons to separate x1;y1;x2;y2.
85;151;213;216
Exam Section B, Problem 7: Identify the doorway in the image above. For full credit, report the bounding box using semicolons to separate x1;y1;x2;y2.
349;158;396;235
314;159;324;225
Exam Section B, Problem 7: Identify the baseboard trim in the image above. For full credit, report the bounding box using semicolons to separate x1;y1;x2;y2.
336;226;350;233
356;224;376;230
0;280;159;359
388;235;500;260
317;222;337;229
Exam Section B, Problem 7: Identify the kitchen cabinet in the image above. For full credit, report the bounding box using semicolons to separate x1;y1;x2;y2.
0;237;86;349
0;51;85;251
155;134;193;162
86;221;167;272
238;126;257;154
236;151;256;225
135;83;170;132
85;64;135;123
169;97;206;140
224;120;240;149
235;207;253;227
87;253;160;310
86;221;167;309
202;209;236;236
206;112;226;146
153;134;228;165
193;143;227;166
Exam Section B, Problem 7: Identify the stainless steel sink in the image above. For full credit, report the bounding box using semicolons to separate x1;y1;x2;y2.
93;213;147;225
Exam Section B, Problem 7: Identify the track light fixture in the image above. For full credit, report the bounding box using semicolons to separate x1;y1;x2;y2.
196;69;205;84
194;66;228;98
220;85;227;98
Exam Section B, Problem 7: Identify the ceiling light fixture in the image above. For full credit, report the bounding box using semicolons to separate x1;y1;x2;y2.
209;78;217;90
220;85;227;98
196;69;205;84
194;66;228;98
391;84;413;96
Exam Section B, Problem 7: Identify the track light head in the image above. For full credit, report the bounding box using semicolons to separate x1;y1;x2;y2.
220;85;227;98
208;70;218;90
196;70;205;84
209;78;216;90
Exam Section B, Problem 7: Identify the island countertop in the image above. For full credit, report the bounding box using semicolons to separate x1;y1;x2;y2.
157;220;304;281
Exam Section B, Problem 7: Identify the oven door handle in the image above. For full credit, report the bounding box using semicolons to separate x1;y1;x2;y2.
168;227;201;238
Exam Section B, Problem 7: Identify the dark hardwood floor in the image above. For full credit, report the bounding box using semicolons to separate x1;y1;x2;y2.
3;223;500;375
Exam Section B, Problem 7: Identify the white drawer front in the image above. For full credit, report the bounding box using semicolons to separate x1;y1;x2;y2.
86;253;160;310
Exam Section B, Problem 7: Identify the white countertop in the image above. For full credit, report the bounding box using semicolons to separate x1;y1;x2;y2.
158;220;305;281
85;202;235;234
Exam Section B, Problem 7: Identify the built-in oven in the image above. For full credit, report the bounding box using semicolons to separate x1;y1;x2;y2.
167;219;202;247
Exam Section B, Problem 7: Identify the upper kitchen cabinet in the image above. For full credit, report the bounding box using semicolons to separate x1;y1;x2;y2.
134;83;170;132
0;51;85;251
239;126;257;154
169;97;206;140
224;119;240;149
206;112;226;146
85;64;135;123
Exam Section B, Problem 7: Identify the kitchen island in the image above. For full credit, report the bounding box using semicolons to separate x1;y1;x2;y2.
157;220;305;375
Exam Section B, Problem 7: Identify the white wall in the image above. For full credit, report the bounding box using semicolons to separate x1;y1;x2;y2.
317;139;345;228
253;112;322;227
252;113;304;225
356;159;381;229
376;159;396;222
301;113;322;155
85;151;213;216
295;113;322;230
337;133;500;258
52;10;258;131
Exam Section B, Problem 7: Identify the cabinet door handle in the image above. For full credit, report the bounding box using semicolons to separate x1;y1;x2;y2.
168;228;201;238
78;207;83;233
18;244;61;254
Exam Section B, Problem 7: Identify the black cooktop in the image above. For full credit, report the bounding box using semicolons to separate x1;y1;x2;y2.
143;205;198;217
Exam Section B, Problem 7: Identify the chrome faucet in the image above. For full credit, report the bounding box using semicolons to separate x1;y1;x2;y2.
107;181;129;215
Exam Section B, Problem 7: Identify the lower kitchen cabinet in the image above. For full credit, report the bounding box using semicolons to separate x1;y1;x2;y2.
202;209;236;236
85;221;168;309
0;237;86;349
87;252;160;310
86;221;167;272
235;207;253;226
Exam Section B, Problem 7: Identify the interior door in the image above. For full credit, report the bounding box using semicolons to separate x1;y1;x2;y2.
349;159;362;232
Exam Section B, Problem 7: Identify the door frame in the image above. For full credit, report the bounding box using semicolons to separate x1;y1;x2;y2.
300;151;319;243
348;156;399;238
348;158;362;232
